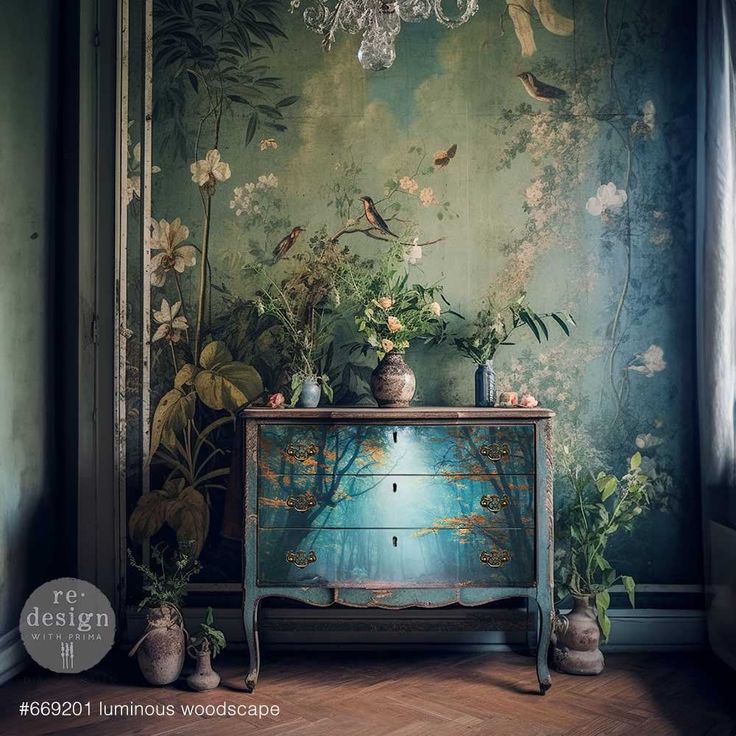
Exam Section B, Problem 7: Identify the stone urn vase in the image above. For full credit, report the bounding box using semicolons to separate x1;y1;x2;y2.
187;645;221;691
370;352;416;407
129;604;186;685
552;596;605;675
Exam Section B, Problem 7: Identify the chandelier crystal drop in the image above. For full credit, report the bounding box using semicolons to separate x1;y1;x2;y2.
290;0;479;71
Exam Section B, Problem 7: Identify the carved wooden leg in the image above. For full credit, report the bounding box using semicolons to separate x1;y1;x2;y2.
536;598;552;695
244;598;261;693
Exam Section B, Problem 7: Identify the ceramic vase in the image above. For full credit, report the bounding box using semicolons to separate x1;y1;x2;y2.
552;596;605;675
132;605;186;685
187;648;221;691
298;377;321;408
370;352;416;407
474;361;496;407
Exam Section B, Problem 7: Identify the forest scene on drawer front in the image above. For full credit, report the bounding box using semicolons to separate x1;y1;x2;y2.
124;0;697;587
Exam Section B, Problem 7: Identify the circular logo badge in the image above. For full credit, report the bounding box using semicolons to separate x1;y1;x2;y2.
19;578;116;673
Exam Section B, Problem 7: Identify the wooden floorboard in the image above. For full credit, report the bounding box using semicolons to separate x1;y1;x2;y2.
0;650;734;736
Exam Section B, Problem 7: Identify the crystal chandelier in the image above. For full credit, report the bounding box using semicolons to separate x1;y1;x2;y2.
290;0;479;71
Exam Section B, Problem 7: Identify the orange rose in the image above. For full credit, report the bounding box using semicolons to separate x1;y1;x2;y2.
387;316;402;333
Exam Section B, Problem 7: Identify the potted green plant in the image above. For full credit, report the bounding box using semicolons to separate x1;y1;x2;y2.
339;244;452;407
554;451;653;675
249;261;336;408
453;293;574;407
127;543;201;685
187;607;226;691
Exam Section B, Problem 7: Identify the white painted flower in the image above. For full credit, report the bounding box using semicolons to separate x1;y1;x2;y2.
419;187;438;207
399;176;419;194
260;138;278;151
149;218;197;287
429;301;442;316
152;299;188;343
126;141;160;204
190;149;231;188
404;242;423;264
629;344;666;377
635;433;663;449
586;182;628;217
257;173;279;189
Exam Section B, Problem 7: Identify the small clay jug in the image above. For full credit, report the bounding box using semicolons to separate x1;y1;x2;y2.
187;644;221;691
130;604;186;685
552;596;605;675
370;352;416;407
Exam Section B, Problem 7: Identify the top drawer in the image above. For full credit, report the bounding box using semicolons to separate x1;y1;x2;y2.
258;424;535;477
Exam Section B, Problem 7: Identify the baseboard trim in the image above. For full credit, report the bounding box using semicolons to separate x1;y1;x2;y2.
125;606;707;652
0;628;27;686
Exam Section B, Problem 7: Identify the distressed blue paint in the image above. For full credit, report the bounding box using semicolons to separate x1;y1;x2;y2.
242;409;554;694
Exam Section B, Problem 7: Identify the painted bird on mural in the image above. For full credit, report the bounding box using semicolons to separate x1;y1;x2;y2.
516;72;567;103
273;226;305;261
360;196;397;238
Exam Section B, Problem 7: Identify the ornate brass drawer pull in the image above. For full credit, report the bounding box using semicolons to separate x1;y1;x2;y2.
479;442;510;462
286;492;317;513
286;442;319;462
286;550;317;569
480;493;510;513
479;549;511;568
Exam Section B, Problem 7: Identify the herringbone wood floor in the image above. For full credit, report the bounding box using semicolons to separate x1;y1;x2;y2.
1;650;735;736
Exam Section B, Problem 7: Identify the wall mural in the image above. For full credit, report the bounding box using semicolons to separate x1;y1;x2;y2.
122;0;697;589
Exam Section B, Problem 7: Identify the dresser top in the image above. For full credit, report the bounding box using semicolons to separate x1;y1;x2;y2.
240;406;554;420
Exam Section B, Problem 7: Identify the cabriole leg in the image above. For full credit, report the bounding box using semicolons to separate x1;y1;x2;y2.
535;597;552;695
244;597;261;692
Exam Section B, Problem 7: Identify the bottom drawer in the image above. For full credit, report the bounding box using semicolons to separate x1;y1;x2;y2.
257;528;534;588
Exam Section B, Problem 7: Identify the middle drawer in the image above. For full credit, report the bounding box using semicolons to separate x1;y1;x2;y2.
258;474;534;529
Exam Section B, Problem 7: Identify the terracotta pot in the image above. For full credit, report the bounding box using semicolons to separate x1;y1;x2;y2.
370;352;416;407
131;605;186;686
552;596;605;675
187;647;221;691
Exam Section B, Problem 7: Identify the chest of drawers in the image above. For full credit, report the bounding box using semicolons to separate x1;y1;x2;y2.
240;407;555;694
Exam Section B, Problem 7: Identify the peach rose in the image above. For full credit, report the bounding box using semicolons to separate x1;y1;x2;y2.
429;301;441;316
381;339;395;353
375;296;394;310
519;392;539;408
267;392;285;408
387;316;403;333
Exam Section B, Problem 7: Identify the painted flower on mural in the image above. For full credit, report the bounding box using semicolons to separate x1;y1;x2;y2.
636;433;663;449
631;100;656;137
229;174;279;217
419;187;439;207
429;301;442;316
126;140;161;205
628;345;667;377
381;339;395;353
585;182;628;217
375;296;394;310
149;218;197;287
152;299;189;343
260;138;278;150
404;243;423;264
399;176;419;194
190;149;231;189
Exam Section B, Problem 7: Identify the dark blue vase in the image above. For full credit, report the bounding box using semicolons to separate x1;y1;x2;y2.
474;361;496;407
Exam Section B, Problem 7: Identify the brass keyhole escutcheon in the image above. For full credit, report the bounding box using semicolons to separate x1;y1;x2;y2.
392;482;397;493
480;493;510;514
479;549;510;568
286;442;319;462
286;550;317;569
392;536;398;547
286;492;317;513
479;443;510;462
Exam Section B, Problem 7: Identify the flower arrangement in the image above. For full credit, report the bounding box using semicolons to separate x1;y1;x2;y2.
454;293;575;364
343;245;452;359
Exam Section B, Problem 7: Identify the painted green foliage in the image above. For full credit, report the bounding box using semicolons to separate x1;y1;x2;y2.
126;0;697;585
